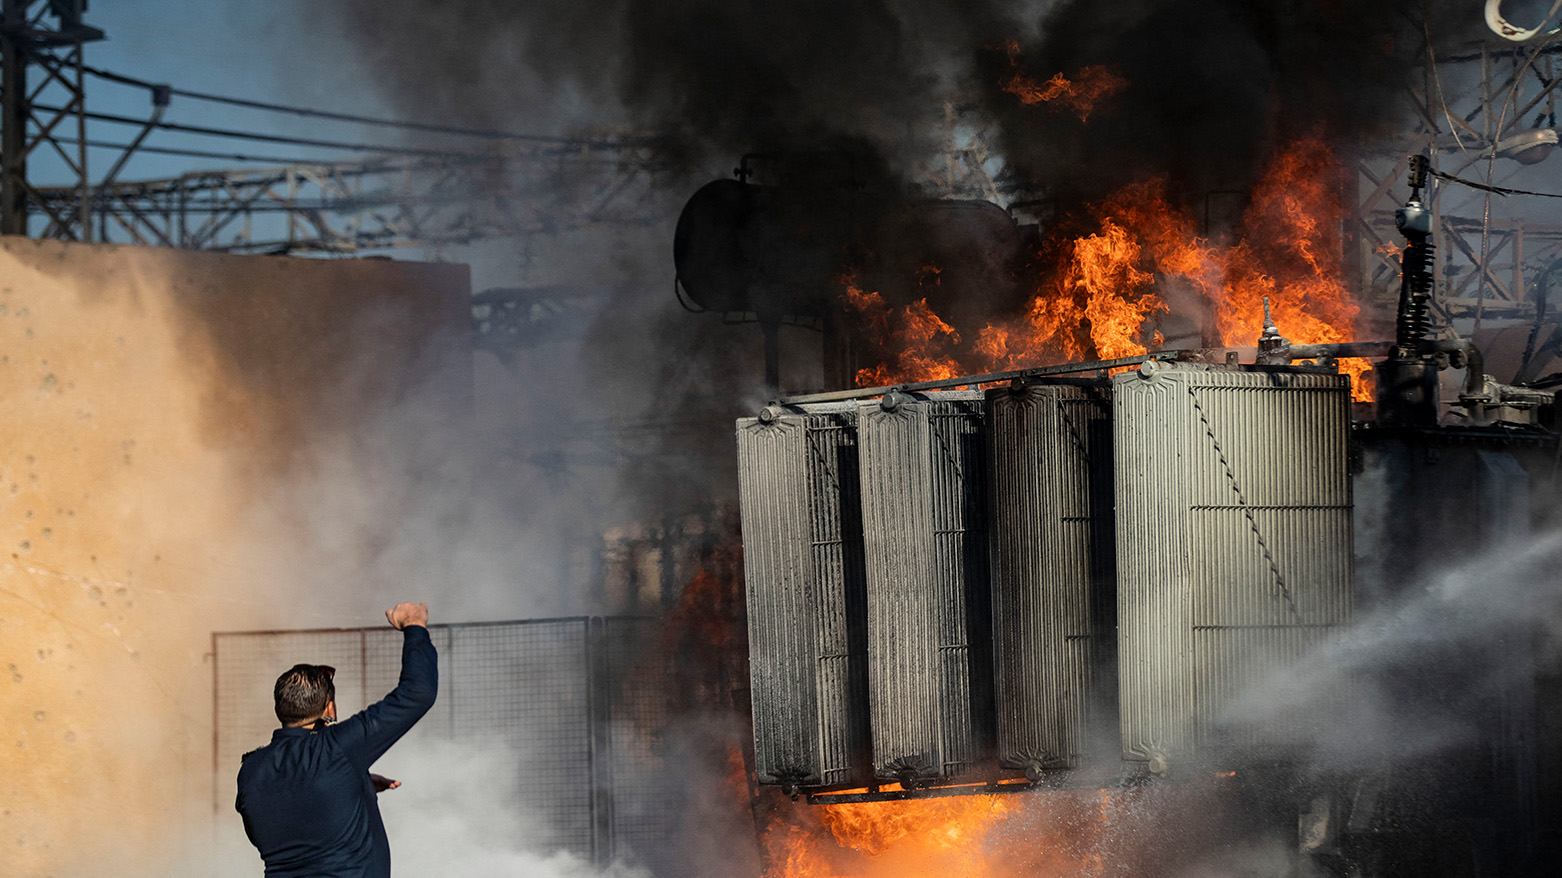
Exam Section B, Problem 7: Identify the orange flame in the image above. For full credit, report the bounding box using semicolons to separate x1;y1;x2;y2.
838;137;1373;401
818;795;1016;858
1070;218;1168;360
760;789;1119;878
999;40;1128;122
842;275;965;387
764;794;1017;878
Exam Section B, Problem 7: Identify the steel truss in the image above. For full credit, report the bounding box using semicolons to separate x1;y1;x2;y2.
472;285;607;364
916;99;1009;202
27;102;996;257
1354;38;1562;328
31;146;670;255
0;0;102;237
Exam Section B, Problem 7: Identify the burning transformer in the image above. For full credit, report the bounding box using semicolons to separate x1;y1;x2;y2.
737;357;1355;791
726;156;1561;870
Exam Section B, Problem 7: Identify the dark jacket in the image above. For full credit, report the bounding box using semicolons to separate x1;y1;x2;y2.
236;625;438;878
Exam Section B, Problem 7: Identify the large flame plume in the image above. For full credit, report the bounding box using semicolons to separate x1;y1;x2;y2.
842;136;1371;401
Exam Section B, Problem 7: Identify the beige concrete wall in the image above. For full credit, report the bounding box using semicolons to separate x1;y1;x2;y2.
0;236;469;877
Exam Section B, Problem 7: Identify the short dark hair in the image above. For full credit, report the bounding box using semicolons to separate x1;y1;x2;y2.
274;664;336;725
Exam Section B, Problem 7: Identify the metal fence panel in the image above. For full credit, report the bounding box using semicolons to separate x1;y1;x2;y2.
449;621;593;854
214;618;668;867
602;617;673;862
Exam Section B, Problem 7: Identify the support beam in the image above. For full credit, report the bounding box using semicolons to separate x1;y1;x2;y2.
1352;39;1562;324
0;0;102;237
34;148;671;255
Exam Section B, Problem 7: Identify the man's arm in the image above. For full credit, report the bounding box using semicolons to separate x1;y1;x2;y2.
333;602;438;769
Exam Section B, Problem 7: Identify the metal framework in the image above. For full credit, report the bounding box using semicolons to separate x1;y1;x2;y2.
471;284;610;363
30;147;670;255
917;99;1009;202
0;0;101;237
1354;39;1562;327
8;9;1562;338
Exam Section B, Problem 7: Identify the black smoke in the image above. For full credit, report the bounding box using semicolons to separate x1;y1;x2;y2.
311;2;1496;377
323;1;1484;192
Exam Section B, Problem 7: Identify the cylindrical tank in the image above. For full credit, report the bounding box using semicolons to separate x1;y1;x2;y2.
857;391;992;785
986;379;1115;777
1113;363;1353;770
735;403;869;790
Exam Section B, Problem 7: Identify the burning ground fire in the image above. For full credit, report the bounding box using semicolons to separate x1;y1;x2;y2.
750;772;1274;878
843;136;1373;402
760;790;1119;878
763;794;1020;878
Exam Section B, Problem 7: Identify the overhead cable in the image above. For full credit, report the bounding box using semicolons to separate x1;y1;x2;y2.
81;64;649;151
1430;166;1562;199
37;103;499;158
64;138;319;166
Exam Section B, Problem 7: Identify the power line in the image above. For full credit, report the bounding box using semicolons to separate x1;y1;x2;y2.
65;138;318;166
81;64;650;152
37;103;498;159
1430;167;1562;199
42;103;654;169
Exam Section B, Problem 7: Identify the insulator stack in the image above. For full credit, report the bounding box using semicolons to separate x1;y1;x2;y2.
1397;239;1436;350
1406;154;1430;193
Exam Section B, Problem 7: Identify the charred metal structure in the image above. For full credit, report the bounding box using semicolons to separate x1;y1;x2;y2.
737;361;1362;792
731;156;1562;874
986;380;1114;779
1114;363;1354;769
857;391;991;787
736;403;869;791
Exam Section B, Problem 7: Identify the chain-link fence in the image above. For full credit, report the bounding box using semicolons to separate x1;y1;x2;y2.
213;617;670;867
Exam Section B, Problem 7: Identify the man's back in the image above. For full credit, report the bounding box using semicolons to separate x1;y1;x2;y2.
237;615;437;878
238;727;385;876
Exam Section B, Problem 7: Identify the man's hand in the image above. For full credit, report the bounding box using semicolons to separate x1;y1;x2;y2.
370;773;401;793
385;602;429;630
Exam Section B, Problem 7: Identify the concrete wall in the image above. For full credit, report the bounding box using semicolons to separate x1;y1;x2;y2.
0;236;469;876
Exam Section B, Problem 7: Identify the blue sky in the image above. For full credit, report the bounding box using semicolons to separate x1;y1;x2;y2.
19;1;640;288
31;1;417;184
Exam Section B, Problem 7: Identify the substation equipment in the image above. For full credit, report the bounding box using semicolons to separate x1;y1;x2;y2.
730;156;1562;874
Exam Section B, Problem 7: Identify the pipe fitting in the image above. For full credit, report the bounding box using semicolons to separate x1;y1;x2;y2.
1420;338;1486;399
880;389;912;412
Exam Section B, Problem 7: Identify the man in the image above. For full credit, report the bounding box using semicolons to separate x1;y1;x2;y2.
236;602;438;877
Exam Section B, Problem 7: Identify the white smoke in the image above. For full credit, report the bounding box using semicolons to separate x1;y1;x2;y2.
1218;526;1562;773
379;740;652;878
